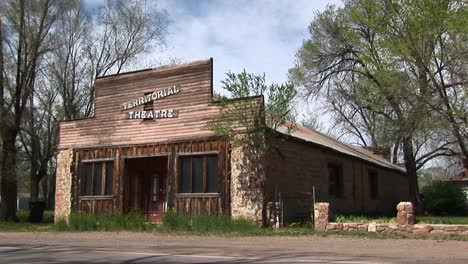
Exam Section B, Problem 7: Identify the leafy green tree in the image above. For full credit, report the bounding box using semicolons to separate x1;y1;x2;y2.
210;70;296;149
422;181;466;215
209;71;296;221
290;0;466;207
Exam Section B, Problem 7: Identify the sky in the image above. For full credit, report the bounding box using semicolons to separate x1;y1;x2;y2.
86;0;342;94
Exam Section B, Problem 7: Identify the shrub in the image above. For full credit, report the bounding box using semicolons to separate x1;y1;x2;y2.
422;181;467;215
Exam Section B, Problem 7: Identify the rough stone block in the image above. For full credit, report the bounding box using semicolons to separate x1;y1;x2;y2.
429;230;445;236
368;222;377;232
358;224;368;231
396;202;415;225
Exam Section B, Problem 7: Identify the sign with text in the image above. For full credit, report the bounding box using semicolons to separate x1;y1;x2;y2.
128;109;178;119
122;85;180;119
122;85;180;111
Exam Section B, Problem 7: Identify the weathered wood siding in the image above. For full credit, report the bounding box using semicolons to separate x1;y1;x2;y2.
72;139;231;216
58;59;220;149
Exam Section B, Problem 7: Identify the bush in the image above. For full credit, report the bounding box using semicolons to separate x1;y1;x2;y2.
422;181;467;215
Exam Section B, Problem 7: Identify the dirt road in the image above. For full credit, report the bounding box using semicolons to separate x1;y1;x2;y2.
0;232;467;263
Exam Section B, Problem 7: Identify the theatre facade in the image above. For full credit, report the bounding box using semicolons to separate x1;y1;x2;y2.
55;59;409;224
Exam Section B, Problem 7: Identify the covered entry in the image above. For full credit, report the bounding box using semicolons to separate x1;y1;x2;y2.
123;156;168;222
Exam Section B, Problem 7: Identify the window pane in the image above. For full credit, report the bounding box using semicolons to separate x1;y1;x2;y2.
192;157;203;193
93;163;102;195
180;157;191;193
206;156;218;193
82;163;93;196
105;162;113;195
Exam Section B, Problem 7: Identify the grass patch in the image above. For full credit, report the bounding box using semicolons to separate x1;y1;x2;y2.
416;216;468;225
335;214;395;223
54;212;150;231
161;211;258;235
0;209;54;232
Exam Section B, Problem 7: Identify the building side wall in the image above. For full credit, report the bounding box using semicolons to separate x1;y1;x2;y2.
58;60;220;149
266;137;409;221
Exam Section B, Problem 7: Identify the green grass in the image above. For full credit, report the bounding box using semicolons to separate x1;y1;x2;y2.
334;214;395;223
0;209;54;232
161;211;258;235
54;212;150;231
416;216;468;225
1;211;467;241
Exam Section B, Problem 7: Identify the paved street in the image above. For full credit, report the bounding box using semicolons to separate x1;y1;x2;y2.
0;232;467;263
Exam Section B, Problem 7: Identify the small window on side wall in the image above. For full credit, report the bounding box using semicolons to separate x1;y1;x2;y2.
328;163;343;198
81;161;114;196
368;171;379;200
179;155;219;193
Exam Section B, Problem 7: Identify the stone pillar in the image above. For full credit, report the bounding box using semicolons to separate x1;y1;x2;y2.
54;149;74;223
397;201;415;225
314;202;330;230
230;146;265;223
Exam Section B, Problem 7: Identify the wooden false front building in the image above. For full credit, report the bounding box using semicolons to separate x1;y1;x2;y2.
55;59;410;224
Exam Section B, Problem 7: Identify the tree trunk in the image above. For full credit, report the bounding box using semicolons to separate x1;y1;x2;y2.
0;129;19;222
401;136;421;211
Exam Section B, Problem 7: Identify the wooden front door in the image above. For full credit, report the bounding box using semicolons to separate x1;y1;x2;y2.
124;156;168;222
147;172;165;222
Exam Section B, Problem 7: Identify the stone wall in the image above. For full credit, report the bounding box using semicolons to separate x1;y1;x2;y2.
230;146;265;223
316;202;468;237
54;149;74;223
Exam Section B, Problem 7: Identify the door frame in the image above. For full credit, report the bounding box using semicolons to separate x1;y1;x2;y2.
120;153;170;221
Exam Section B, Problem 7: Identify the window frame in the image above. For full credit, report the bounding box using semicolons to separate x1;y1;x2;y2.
368;170;379;200
80;159;114;197
328;163;344;198
178;153;220;194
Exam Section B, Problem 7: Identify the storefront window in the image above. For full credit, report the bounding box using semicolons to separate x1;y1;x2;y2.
179;155;219;193
81;161;114;196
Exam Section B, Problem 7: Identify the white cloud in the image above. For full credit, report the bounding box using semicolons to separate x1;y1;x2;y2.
156;0;342;93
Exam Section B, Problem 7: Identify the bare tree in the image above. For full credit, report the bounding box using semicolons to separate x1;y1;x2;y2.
0;0;65;221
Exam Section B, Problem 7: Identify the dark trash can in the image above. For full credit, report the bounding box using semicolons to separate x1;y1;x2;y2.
28;201;46;223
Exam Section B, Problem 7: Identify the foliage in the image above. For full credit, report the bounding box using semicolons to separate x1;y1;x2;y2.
421;181;467;215
54;212;149;231
417;216;468;225
289;0;468;206
209;70;297;147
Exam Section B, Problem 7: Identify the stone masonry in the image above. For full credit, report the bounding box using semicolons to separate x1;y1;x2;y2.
54;149;74;223
397;201;415;225
230;146;265;223
315;202;468;237
314;202;330;230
